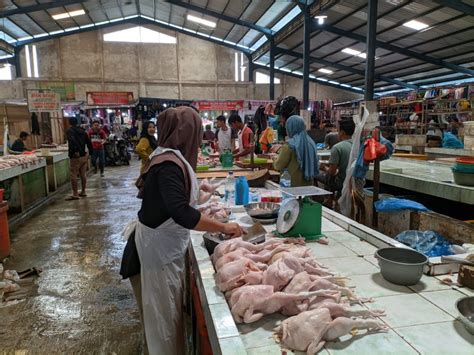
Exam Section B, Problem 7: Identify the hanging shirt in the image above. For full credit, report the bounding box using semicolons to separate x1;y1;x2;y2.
88;129;107;150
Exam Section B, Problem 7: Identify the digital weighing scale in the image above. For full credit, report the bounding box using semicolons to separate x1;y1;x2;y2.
276;186;332;241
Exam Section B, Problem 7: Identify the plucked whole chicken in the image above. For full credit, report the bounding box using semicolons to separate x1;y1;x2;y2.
210;236;386;353
0;155;42;170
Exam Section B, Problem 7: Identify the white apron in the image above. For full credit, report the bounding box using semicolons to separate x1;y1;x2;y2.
134;147;199;355
238;124;250;160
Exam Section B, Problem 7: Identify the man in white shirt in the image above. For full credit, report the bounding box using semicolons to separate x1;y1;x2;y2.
215;115;236;153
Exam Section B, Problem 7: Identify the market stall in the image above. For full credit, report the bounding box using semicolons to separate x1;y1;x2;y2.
0;156;48;216
188;184;473;354
35;151;69;192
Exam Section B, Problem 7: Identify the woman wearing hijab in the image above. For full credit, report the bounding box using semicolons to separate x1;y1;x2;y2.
273;115;319;187
135;121;157;173
120;107;243;355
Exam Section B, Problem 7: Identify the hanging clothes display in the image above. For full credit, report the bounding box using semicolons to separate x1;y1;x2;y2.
31;113;40;135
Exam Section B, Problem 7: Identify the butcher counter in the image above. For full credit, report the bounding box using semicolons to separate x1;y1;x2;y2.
35;151;70;192
0;159;48;216
188;206;474;354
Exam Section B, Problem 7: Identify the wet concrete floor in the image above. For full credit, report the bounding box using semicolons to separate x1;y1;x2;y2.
1;162;143;354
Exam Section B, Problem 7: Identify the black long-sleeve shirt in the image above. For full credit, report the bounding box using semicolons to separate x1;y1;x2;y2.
121;162;201;279
67;126;93;158
138;162;201;229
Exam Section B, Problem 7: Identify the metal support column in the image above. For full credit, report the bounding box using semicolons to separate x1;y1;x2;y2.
13;47;22;78
364;0;378;101
269;36;275;100
365;0;379;228
246;54;255;82
303;6;311;108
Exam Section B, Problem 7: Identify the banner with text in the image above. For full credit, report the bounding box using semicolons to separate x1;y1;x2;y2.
193;100;244;111
86;92;135;106
37;81;75;101
27;90;61;113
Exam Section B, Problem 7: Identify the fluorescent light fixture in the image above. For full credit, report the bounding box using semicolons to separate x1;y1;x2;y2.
309;74;316;79
403;20;429;31
80;24;95;29
52;9;85;20
280;68;292;72
318;68;333;74
341;48;366;59
340;84;351;88
33;33;49;38
49;30;64;35
187;14;216;28
65;27;79;32
293;71;303;75
315;15;327;25
328;81;340;85
317;77;328;82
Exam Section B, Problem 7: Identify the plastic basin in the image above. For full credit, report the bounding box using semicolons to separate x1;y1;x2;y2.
456;296;474;335
375;247;428;286
452;168;474;186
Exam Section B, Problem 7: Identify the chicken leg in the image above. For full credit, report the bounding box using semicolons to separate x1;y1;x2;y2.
324;317;388;341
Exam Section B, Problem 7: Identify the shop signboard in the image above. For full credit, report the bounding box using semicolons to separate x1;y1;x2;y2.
86;92;135;106
27;89;61;113
37;81;75;101
193;100;244;111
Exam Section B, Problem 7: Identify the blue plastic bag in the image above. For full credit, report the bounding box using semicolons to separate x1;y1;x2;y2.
442;132;464;149
395;230;454;257
375;198;429;212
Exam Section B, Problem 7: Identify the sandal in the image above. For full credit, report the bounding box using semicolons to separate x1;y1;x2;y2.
79;193;87;197
65;196;80;201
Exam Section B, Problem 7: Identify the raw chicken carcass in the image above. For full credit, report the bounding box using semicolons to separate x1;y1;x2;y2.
229;285;339;323
262;255;305;291
215;258;267;292
214;244;290;270
275;308;333;354
275;308;387;354
212;237;303;262
314;301;385;319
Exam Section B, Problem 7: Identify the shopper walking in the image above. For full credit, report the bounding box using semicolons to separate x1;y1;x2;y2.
135;121;157;174
273;115;319;187
120;106;244;355
88;120;107;177
66;117;93;200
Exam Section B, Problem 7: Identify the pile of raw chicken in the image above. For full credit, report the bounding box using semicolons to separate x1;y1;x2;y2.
0;155;43;170
197;154;219;168
198;202;231;221
212;237;387;354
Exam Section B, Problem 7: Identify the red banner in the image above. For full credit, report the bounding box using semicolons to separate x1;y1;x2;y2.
193;100;244;111
86;92;135;106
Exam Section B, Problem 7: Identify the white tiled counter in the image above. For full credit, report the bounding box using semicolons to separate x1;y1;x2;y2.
365;158;474;204
188;208;474;354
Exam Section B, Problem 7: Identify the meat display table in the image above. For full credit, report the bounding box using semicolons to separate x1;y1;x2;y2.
0;159;48;215
365;158;474;205
188;207;474;354
36;152;70;192
425;147;474;158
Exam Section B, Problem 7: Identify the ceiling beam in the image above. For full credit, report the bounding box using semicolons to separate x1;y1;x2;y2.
0;0;86;17
165;0;273;36
252;62;364;95
431;0;474;16
14;16;251;56
276;47;418;90
313;22;474;76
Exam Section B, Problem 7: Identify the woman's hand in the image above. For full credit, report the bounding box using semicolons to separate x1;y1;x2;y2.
223;223;246;238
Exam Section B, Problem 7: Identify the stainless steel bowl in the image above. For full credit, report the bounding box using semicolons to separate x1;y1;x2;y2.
456;296;474;335
375;247;428;286
244;202;280;224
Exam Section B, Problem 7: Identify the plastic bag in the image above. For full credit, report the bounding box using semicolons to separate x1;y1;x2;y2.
375;198;429;212
338;107;369;217
442;132;463;149
395;230;454;257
